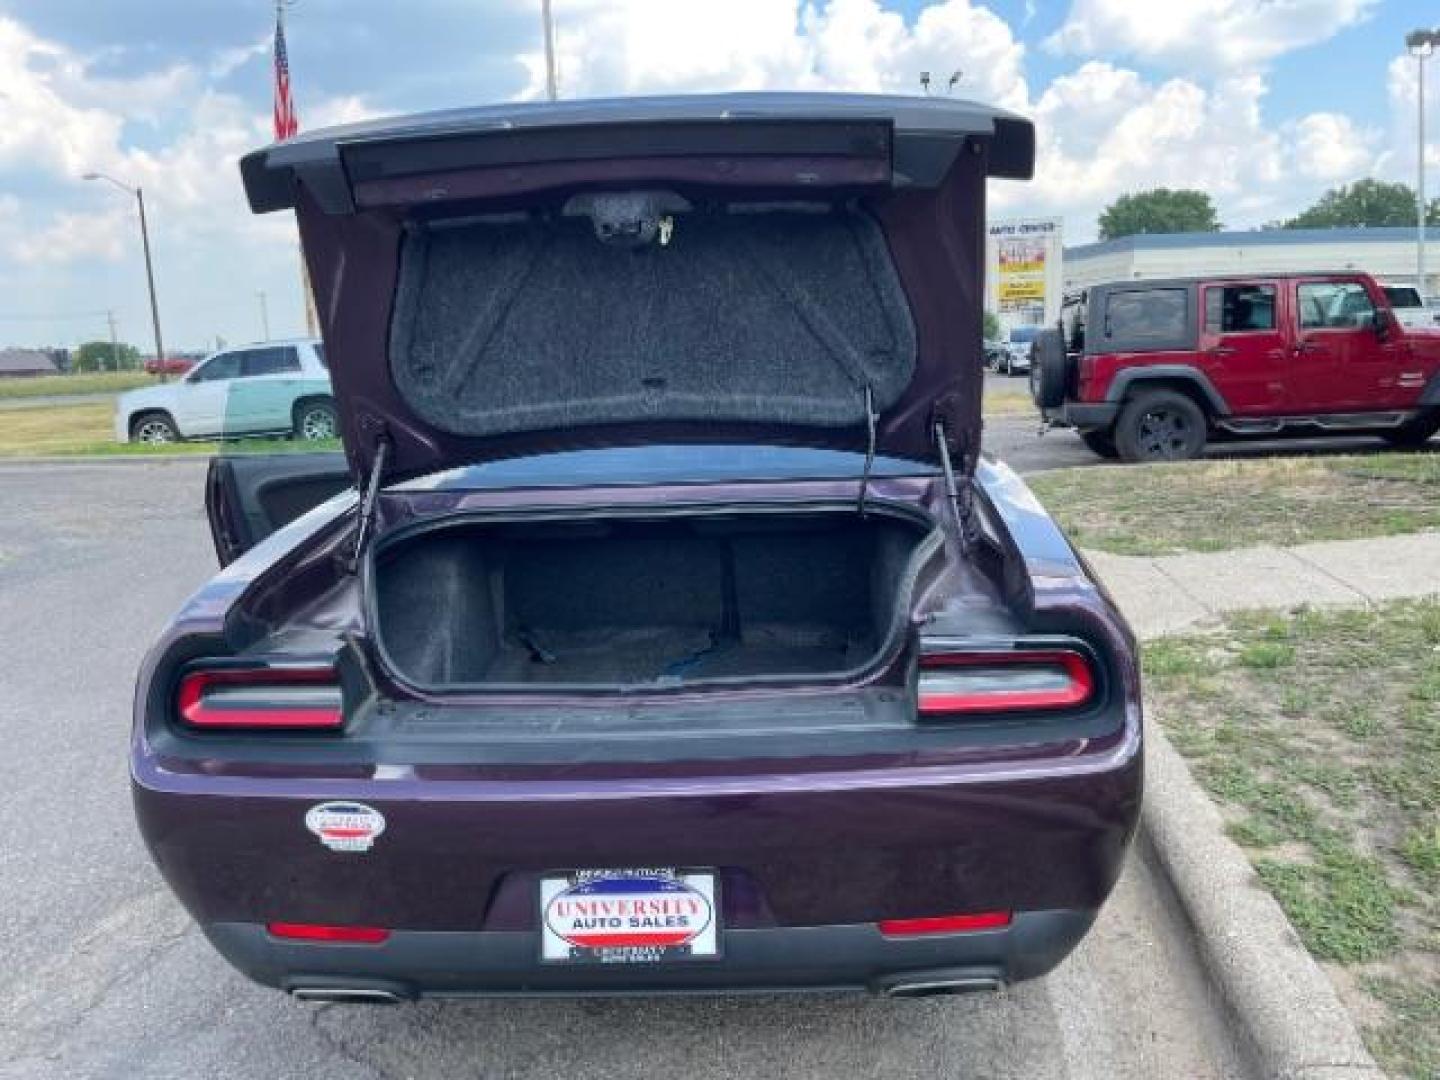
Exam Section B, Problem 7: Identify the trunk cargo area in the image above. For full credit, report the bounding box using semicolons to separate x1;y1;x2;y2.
372;508;934;689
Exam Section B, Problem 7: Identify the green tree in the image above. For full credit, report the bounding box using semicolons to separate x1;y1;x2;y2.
75;340;141;372
1098;188;1221;241
1285;178;1440;229
982;310;1001;340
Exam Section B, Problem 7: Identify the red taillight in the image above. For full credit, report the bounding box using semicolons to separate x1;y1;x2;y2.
266;922;390;944
917;649;1094;716
177;666;343;730
879;911;1012;937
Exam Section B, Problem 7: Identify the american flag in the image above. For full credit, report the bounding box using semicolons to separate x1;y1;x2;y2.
273;10;299;141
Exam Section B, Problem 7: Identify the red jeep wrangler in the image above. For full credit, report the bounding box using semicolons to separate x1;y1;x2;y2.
1031;273;1440;462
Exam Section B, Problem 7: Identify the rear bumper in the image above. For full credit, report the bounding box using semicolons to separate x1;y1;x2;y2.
133;720;1141;997
205;909;1095;999
1041;401;1119;429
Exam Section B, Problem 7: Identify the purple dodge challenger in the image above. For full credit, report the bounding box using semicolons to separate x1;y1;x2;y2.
132;93;1142;1003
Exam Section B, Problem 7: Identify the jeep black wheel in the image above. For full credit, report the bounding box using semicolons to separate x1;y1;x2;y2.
1080;429;1120;459
1114;391;1207;463
1381;411;1440;448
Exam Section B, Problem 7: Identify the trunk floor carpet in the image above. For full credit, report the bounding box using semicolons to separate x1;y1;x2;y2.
481;625;871;685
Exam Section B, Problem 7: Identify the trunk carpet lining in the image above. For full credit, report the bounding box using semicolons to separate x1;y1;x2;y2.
374;513;923;688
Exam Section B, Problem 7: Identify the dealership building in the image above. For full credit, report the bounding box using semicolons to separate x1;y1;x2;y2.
1063;226;1435;297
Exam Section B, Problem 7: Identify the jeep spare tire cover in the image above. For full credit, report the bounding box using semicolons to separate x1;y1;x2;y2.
1030;328;1068;410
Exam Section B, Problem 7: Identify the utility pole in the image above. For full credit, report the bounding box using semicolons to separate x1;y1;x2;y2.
106;309;119;371
257;291;271;341
541;0;559;101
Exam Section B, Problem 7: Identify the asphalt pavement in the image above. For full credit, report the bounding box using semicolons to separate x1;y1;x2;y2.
0;459;1254;1079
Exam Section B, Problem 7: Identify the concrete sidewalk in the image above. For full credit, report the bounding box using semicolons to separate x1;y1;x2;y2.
1089;532;1438;1080
1086;530;1440;639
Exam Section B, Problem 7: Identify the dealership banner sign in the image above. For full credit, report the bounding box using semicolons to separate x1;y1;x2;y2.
988;217;1063;322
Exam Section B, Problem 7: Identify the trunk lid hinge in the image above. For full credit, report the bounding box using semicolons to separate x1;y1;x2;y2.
933;418;977;554
346;434;392;575
857;383;877;517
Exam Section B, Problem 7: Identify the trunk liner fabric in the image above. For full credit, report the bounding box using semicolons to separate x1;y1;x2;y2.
373;513;925;689
389;207;917;438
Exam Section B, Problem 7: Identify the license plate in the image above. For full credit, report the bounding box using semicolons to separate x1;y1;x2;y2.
540;868;720;964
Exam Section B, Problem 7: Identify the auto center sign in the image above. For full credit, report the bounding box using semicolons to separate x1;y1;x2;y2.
986;217;1064;330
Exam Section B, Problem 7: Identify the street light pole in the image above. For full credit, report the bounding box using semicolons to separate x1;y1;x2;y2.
83;172;168;381
1406;29;1438;297
134;187;167;376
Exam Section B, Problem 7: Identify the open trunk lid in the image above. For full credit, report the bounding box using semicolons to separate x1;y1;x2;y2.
239;93;1034;483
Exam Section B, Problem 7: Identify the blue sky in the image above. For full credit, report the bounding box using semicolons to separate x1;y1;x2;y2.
0;0;1432;353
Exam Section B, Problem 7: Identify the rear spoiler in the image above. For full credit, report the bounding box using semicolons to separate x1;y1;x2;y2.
240;92;1035;215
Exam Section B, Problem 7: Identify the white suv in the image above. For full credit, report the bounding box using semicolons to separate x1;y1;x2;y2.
1379;283;1440;330
115;339;335;444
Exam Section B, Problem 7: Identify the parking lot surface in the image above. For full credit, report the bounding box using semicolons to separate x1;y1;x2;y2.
0;461;1252;1079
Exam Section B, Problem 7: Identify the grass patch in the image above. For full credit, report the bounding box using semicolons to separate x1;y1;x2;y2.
1363;978;1440;1080
983;390;1036;418
0;402;339;457
0;371;155;399
1029;453;1440;555
1150;600;1440;1078
1238;641;1295;669
1255;842;1401;963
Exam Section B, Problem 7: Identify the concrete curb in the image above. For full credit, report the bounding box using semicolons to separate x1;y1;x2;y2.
1142;722;1387;1080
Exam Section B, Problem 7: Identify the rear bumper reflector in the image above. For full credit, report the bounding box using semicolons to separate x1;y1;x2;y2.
878;911;1012;937
267;922;391;944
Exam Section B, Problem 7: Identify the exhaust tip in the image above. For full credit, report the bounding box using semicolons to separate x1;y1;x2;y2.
877;974;1004;998
290;987;405;1005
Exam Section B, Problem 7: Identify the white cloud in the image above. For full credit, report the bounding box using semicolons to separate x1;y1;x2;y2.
305;94;382;130
996;62;1382;236
1385;52;1440;177
0;19;125;178
519;0;1027;109
10;207;127;265
1046;0;1377;71
1289;112;1376;181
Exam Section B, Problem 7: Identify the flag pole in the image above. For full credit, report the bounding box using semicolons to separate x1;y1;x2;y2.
541;0;558;101
274;0;318;336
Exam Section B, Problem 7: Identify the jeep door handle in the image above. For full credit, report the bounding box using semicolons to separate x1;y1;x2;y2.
1206;346;1236;357
1293;341;1322;354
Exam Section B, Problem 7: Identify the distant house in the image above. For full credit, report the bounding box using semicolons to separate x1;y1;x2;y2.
0;348;61;378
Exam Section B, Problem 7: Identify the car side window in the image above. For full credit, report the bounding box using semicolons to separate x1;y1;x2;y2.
1204;285;1276;333
241;347;302;377
1104;288;1187;342
189;352;241;382
1297;282;1377;331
